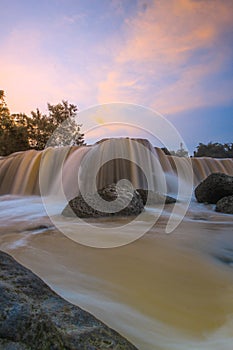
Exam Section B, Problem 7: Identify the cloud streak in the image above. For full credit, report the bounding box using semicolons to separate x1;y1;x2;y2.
98;0;233;114
0;0;233;121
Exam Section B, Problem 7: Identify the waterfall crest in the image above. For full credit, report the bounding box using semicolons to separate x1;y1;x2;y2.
0;138;232;196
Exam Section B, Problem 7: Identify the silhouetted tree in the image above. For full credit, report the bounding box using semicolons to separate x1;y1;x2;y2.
1;92;34;155
8;113;31;153
194;142;233;158
222;143;233;158
29;101;84;149
0;90;10;155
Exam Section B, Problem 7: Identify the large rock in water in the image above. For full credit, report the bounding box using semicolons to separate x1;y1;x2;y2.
195;173;233;204
62;184;144;218
0;251;138;350
216;195;233;214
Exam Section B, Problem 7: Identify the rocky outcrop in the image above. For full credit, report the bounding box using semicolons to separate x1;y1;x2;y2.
0;251;138;350
62;184;144;218
216;195;233;214
136;189;176;206
195;173;233;204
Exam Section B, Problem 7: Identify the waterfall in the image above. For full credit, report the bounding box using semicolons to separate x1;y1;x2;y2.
191;156;233;184
0;138;232;196
1;138;233;349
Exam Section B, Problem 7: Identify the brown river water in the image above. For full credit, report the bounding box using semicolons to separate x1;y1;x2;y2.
0;139;233;350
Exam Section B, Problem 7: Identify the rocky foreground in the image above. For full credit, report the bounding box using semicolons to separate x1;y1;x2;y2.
0;251;138;350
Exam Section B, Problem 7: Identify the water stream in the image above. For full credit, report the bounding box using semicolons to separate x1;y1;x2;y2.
0;139;233;349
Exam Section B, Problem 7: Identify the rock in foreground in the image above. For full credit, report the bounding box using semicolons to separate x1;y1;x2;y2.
216;195;233;214
0;251;138;350
62;184;144;218
195;173;233;204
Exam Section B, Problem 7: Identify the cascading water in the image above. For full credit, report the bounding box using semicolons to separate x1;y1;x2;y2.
0;138;233;350
0;138;232;196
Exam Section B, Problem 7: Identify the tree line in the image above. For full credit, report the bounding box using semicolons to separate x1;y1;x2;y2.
193;142;233;158
162;142;233;158
0;90;84;156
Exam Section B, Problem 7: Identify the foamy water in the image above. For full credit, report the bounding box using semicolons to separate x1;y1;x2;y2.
0;195;233;350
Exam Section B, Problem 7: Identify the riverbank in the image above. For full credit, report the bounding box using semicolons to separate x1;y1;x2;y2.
0;250;138;350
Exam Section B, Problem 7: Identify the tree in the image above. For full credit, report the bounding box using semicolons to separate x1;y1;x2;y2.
30;101;84;149
29;109;51;150
0;90;14;155
0;91;9;146
46;101;84;148
7;113;31;153
194;142;233;158
0;91;85;155
0;109;33;156
223;143;233;158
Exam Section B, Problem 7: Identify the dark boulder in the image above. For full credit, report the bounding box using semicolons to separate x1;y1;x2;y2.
0;251;138;350
62;183;144;218
215;195;233;214
195;173;233;204
136;189;176;206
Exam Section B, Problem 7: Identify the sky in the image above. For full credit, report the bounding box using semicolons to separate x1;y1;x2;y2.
1;0;233;153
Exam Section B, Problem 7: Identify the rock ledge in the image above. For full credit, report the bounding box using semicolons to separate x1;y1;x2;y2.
0;251;138;350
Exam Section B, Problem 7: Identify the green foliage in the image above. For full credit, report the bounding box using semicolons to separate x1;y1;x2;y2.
0;91;84;156
45;101;84;148
194;142;233;158
6;113;31;153
0;90;28;155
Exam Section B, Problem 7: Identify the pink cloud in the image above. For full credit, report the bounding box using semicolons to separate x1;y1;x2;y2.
98;0;233;113
0;29;98;114
1;0;233;118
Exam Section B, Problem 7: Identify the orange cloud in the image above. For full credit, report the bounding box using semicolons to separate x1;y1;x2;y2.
98;72;141;104
1;0;233;118
98;0;233;113
121;0;232;60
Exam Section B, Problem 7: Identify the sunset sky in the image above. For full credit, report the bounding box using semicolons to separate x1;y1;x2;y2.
1;0;233;153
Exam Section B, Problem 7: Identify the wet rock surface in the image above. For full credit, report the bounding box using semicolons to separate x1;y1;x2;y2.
195;173;233;204
0;251;138;350
62;184;144;218
216;195;233;214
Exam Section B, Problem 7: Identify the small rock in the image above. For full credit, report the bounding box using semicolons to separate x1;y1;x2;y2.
215;195;233;214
